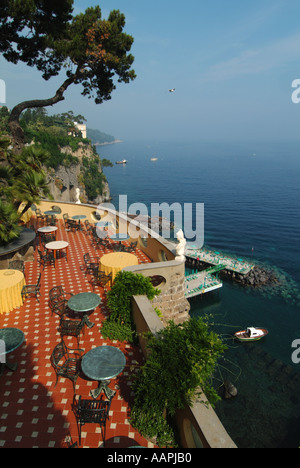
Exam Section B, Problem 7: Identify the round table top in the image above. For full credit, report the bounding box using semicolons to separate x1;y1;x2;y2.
68;292;101;313
72;215;86;220
0;228;36;256
82;346;126;381
110;233;130;241
37;226;58;233
45;240;69;250
100;252;138;270
0;328;25;356
0;269;25;291
44;210;57;215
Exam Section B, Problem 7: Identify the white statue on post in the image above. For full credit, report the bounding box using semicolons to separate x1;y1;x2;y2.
75;188;81;204
175;229;186;262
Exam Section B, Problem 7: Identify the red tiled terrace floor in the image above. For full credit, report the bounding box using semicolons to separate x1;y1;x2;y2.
0;219;154;448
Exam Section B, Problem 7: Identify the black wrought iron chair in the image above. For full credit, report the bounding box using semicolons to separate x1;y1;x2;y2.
51;205;62;214
35;208;45;224
49;286;73;317
50;341;84;393
98;238;110;250
73;395;112;446
66;219;80;232
83;252;100;276
45;214;57;226
21;273;41;302
41;232;56;247
37;249;55;269
49;286;73;304
8;260;25;276
123;241;138;253
50;299;68;318
111;243;124;252
63;213;71;228
58;315;94;346
89;271;112;293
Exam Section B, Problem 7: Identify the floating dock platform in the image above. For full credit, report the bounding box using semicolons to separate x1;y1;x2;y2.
185;271;223;299
185;247;254;275
183;247;255;298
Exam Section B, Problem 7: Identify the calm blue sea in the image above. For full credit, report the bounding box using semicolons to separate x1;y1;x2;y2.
98;139;300;448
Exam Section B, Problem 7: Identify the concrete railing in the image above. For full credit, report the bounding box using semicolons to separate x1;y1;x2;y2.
36;200;176;264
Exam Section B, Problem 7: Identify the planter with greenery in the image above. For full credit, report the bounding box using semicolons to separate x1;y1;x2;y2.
101;271;161;343
129;317;227;447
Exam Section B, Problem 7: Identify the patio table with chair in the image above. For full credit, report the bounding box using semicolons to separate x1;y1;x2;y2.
109;233;130;242
100;252;138;282
37;226;58;247
45;240;69;263
0;270;26;314
67;292;101;327
81;345;126;399
72;215;86;231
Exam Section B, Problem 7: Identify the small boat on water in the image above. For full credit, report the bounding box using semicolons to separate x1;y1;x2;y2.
234;327;268;342
116;159;127;165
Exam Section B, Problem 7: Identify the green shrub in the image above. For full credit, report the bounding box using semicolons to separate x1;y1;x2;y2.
102;271;160;342
130;317;227;447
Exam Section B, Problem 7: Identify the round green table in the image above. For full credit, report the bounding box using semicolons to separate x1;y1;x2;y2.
0;328;25;375
67;292;101;327
82;346;126;399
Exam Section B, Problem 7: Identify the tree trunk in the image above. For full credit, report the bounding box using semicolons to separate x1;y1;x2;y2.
8;71;80;153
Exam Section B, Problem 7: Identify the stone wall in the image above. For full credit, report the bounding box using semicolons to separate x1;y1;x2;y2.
123;260;190;326
0;245;35;269
47;143;110;205
151;269;190;325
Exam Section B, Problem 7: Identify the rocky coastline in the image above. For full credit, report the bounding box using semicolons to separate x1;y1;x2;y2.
94;139;122;146
219;262;300;308
47;142;110;205
220;264;279;288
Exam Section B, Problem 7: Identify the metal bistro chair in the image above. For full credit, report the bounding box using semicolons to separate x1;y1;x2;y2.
50;299;68;318
41;232;56;247
58;315;94;346
89;271;112;293
50;341;84;393
66;219;80;232
123;241;138;253
73;395;112;446
49;286;73;304
37;249;55;269
45;214;57;227
21;273;41;302
49;286;73;317
51;205;62;214
111;243;124;252
63;213;71;228
35;208;45;224
83;252;100;276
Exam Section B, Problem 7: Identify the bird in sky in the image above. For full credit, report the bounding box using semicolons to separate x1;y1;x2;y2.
169;88;176;93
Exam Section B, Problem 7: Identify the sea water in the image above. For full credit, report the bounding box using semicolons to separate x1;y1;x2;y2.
98;139;300;448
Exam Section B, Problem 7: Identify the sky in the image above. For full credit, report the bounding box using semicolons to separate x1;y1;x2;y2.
1;0;300;143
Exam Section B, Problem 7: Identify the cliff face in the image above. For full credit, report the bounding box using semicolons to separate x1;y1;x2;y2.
47;142;110;205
